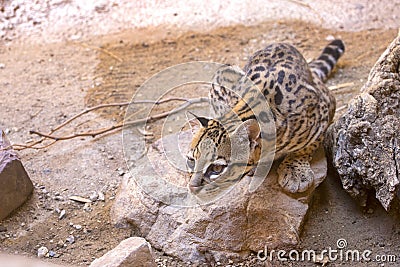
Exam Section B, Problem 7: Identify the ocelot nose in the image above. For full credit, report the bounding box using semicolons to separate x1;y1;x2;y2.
188;184;201;194
188;173;202;193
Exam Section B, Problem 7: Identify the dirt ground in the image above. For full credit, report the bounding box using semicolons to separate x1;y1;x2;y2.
1;6;400;267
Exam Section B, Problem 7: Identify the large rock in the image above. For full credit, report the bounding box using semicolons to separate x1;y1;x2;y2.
325;33;400;210
0;130;33;220
90;237;156;267
112;130;327;264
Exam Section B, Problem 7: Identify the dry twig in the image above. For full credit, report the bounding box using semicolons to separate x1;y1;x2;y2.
29;97;207;141
329;82;355;92
10;97;207;150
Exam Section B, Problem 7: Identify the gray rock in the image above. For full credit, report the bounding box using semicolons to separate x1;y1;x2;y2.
0;130;33;221
112;131;327;264
325;33;400;210
66;235;75;244
89;191;99;201
37;246;48;258
58;209;66;220
98;191;105;201
89;237;156;267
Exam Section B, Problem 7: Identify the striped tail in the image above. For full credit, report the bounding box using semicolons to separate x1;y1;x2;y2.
309;39;345;82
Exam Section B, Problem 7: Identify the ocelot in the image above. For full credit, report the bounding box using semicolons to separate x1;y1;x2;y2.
186;40;345;197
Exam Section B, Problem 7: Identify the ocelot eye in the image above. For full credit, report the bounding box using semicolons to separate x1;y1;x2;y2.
186;157;195;171
211;164;224;174
206;163;227;179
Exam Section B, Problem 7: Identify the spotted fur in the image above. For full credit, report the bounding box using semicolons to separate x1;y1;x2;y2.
187;40;345;197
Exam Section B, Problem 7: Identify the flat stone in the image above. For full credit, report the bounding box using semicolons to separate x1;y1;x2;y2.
0;253;66;267
112;130;327;264
0;130;33;221
90;237;156;267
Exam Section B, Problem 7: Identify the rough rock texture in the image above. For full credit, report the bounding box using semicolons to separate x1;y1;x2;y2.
0;130;33;220
325;33;400;210
112;131;327;264
90;237;156;267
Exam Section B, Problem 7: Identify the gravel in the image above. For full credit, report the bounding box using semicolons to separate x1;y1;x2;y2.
37;246;48;258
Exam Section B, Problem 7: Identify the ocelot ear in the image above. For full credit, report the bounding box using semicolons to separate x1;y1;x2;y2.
233;119;260;142
186;111;210;133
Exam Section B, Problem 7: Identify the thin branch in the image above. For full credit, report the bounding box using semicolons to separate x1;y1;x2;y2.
329;82;355;92
28;97;208;141
30;125;123;140
12;140;58;150
51;97;189;133
335;104;348;113
51;102;129;132
126;97;208;125
8;97;205;150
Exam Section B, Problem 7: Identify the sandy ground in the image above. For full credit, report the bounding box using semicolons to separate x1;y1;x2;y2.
1;1;400;266
1;0;400;44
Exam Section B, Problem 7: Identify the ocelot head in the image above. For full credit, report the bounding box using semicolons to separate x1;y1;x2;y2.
186;115;261;200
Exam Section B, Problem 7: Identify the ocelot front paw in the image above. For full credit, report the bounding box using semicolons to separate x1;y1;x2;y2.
277;157;314;193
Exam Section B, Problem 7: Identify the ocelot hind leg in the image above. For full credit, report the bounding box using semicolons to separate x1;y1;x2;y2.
277;138;322;193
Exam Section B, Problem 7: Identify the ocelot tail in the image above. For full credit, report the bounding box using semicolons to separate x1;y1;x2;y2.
186;40;345;197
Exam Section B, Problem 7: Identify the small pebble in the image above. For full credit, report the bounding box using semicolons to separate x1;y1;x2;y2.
66;235;75;244
54;196;64;201
59;209;66;220
48;251;56;257
74;224;82;230
57;240;64;248
325;35;335;41
37;246;48;258
117;168;125;176
0;63;5;69
89;192;98;202
98;191;105;202
83;203;92;212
